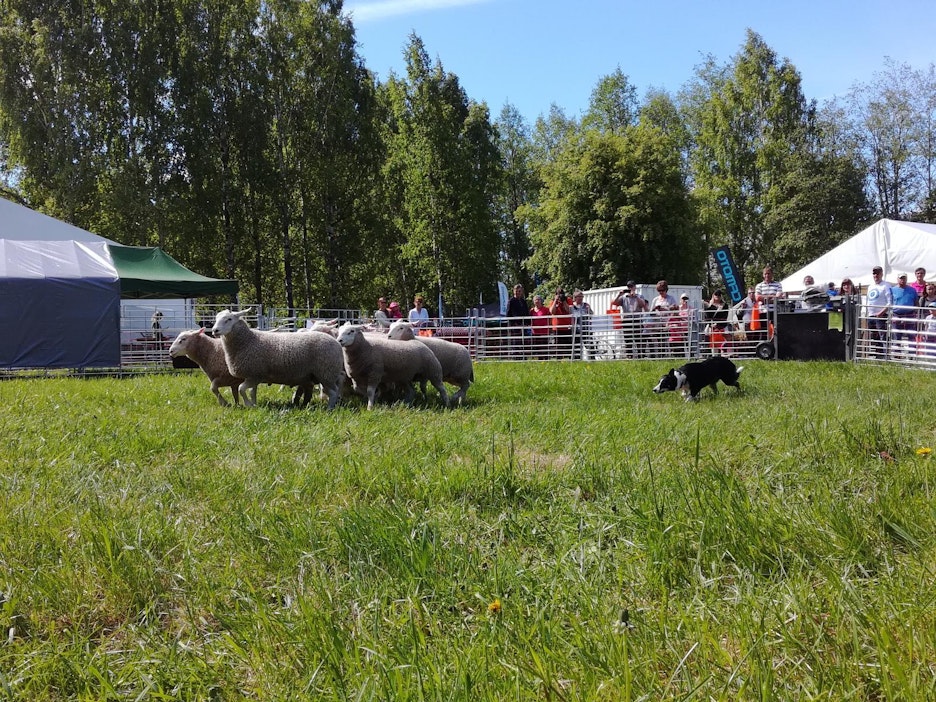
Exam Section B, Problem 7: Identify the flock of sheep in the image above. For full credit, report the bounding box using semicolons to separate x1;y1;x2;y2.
167;309;474;410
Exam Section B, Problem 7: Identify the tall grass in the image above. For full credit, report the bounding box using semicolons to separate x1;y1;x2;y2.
0;360;934;699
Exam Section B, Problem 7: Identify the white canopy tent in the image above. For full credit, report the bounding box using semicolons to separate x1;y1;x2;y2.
780;219;936;292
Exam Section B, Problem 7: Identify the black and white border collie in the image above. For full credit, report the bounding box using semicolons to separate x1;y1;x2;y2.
653;356;743;401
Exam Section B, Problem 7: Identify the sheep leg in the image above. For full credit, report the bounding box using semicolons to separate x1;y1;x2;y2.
210;379;230;406
292;385;317;408
400;383;417;406
366;383;378;410
239;380;259;407
320;380;341;409
432;381;450;408
451;383;468;406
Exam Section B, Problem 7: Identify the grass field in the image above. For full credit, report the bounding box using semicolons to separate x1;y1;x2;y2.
1;360;934;700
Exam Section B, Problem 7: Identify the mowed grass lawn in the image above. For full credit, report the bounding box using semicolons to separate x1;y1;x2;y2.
1;360;934;700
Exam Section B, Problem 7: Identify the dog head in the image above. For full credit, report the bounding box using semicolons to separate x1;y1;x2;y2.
653;368;686;394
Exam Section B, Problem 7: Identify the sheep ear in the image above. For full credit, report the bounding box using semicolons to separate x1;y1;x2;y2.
327;318;338;327
234;307;252;317
198;327;205;335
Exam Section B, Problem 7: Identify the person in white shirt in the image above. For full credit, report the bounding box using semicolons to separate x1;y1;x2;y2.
866;265;893;349
374;297;390;328
754;266;784;314
408;295;430;330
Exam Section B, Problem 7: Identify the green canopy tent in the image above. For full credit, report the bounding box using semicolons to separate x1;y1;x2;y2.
107;245;238;299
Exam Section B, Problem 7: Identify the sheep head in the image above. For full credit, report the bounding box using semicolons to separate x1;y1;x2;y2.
336;322;364;348
387;320;416;341
169;330;194;357
211;308;251;337
309;320;339;337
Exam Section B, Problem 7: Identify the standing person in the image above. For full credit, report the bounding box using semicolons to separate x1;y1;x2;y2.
530;295;551;359
668;293;692;356
704;290;730;355
570;289;593;359
754;266;783;343
839;278;857;297
866;265;893;353
911;267;927;298
649;280;677;357
549;287;573;359
611;280;649;359
388;301;403;320
803;275;815;287
732;288;757;326
151;310;164;345
409;295;430;330
918;281;936;308
754;266;784;313
732;287;757;351
917;282;936;355
650;280;678;312
921;302;936;357
505;283;530;358
891;273;919;351
374;297;390;328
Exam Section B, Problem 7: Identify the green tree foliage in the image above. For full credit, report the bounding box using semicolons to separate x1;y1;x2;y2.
3;9;931;311
849;58;936;222
524;122;701;291
582;67;638;135
531;103;579;166
494;103;538;289
683;31;873;279
640;88;692;182
0;0;382;310
168;0;274;298
686;31;814;275
524;71;702;292
379;35;501;314
259;0;383;310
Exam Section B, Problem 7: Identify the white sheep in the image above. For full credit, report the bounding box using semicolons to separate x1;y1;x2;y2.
387;321;474;405
211;308;344;409
169;328;243;406
336;322;449;410
306;319;339;336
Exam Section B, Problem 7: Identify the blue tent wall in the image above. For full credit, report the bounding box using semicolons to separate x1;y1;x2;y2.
0;235;122;370
0;275;121;368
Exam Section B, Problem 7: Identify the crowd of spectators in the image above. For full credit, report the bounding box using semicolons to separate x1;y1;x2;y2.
367;262;936;361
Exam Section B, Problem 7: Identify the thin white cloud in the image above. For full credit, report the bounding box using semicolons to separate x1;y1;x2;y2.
346;0;493;23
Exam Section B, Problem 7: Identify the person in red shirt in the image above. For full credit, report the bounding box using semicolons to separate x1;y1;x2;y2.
530;294;551;359
549;287;572;359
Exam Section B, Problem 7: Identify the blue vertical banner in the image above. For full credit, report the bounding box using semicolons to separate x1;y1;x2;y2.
711;246;745;304
498;281;509;316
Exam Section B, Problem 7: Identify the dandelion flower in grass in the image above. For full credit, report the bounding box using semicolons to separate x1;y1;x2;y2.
916;447;932;457
487;599;502;615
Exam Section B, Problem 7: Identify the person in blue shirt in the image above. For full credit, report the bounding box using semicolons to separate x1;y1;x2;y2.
891;272;920;349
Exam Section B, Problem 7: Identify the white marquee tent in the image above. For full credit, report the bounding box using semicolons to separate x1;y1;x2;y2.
780;219;936;292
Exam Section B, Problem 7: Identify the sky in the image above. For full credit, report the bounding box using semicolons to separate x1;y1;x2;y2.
345;0;936;124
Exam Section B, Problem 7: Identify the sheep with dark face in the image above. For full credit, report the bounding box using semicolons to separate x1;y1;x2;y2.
169;327;242;406
336;322;448;410
387;321;474;405
210;308;344;409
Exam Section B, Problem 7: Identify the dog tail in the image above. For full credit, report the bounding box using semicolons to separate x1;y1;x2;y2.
735;366;744;379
